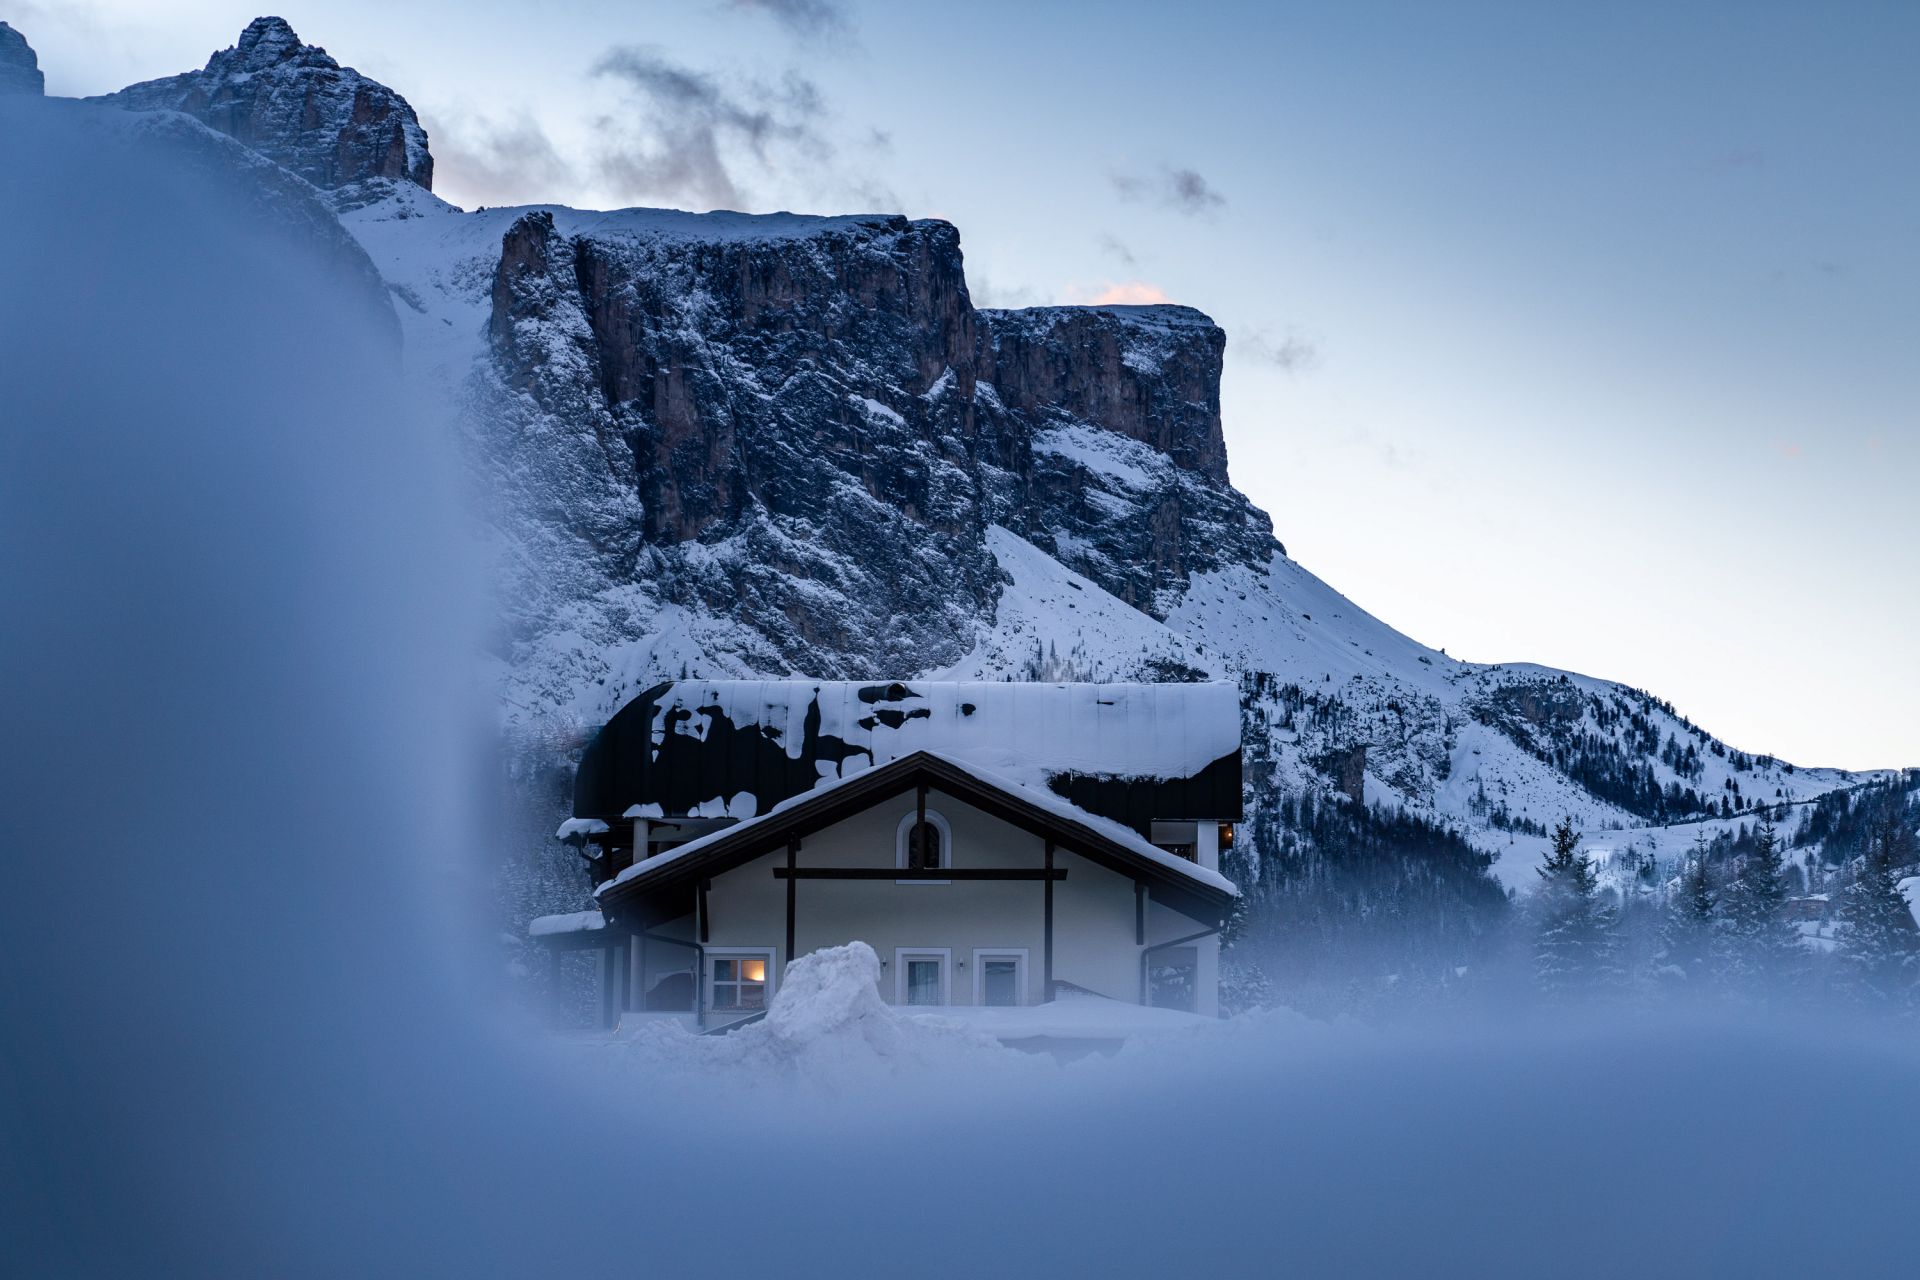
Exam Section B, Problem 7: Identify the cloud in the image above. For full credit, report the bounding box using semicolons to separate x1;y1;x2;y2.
1098;233;1136;267
970;276;1048;309
1774;441;1804;458
1243;329;1322;374
1063;280;1173;306
425;112;576;209
1110;165;1225;215
724;0;851;39
591;46;831;211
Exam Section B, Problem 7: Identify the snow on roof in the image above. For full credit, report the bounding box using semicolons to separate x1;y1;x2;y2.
638;679;1236;788
596;748;1238;899
529;909;606;937
555;817;610;840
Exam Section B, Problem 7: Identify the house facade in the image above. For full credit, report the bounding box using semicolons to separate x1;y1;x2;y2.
536;680;1242;1033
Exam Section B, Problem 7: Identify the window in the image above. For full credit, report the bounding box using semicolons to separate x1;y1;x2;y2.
1147;946;1198;1012
1150;820;1199;862
893;948;951;1006
894;808;953;883
971;948;1028;1007
907;821;942;869
708;950;775;1012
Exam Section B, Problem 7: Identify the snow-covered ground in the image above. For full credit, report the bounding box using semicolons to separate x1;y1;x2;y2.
555;942;1328;1098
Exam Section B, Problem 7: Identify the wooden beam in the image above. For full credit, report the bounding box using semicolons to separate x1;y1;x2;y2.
597;752;1233;927
915;783;928;870
1044;839;1055;995
772;867;1067;881
1135;881;1146;946
785;835;798;968
692;890;704;1029
698;879;710;944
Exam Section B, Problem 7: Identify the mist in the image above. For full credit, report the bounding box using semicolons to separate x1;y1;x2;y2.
3;99;1916;1279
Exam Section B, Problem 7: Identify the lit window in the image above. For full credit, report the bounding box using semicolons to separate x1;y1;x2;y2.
711;953;771;1011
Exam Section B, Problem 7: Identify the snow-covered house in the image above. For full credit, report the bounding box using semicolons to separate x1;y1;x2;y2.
536;681;1242;1032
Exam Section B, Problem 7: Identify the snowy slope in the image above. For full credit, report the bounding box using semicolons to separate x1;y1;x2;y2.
77;16;1895;904
337;182;1887;890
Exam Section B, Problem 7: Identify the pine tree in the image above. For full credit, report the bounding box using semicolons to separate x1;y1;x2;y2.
1835;797;1919;1009
1658;850;1716;989
1716;817;1805;1000
1533;817;1620;999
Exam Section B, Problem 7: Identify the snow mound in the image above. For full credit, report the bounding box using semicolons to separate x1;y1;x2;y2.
609;943;1032;1092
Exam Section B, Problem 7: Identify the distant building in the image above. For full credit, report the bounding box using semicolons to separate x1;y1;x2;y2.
536;681;1242;1035
1782;894;1831;923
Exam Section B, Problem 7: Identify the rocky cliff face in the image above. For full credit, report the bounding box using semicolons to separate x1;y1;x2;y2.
91;17;431;195
75;17;1883;914
470;202;1276;691
0;21;43;96
352;185;1856;875
980;305;1229;482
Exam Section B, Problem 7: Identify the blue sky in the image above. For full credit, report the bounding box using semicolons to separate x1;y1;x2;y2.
25;0;1918;768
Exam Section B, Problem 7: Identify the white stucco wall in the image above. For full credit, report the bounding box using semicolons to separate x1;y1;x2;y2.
641;786;1218;1009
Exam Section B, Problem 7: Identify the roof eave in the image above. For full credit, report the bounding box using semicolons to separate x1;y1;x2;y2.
595;751;1236;924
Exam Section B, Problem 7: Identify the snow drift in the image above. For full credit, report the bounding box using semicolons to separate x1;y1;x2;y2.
590;943;1030;1093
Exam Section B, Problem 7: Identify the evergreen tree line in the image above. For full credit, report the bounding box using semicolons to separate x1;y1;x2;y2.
1224;777;1920;1020
1475;682;1714;822
1224;788;1511;1018
1529;789;1919;1011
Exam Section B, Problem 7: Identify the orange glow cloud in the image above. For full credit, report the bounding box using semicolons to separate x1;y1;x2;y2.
1064;280;1173;305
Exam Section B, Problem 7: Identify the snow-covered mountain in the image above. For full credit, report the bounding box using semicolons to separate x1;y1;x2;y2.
90;17;431;197
61;17;1890;894
1;20;44;96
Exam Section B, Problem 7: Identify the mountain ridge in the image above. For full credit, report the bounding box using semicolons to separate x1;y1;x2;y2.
56;16;1894;899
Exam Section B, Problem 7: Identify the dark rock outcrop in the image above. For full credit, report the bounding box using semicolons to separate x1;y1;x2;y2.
479;208;1277;678
0;21;43;96
979;305;1229;482
90;17;432;192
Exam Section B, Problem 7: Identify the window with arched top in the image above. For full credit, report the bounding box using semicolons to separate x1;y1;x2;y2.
895;808;952;882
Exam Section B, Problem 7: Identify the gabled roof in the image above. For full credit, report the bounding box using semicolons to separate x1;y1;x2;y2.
573;679;1243;831
594;750;1238;927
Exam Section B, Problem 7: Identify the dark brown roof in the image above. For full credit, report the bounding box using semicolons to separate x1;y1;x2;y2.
572;680;1243;832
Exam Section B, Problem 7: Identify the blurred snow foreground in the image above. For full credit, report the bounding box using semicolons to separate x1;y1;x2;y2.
567;943;1296;1089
